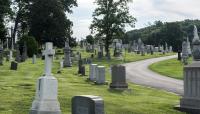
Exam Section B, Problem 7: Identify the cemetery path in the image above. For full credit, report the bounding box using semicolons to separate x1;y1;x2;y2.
124;55;183;95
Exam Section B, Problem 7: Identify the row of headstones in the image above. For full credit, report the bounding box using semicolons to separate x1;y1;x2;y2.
0;42;28;62
88;64;128;89
10;54;36;71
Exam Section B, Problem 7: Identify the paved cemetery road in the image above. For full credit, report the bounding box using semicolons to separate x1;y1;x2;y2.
124;55;184;95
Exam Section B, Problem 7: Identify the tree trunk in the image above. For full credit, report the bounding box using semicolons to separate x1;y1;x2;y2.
12;11;20;44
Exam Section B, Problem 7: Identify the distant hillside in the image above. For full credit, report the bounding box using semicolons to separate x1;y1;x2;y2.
124;19;200;51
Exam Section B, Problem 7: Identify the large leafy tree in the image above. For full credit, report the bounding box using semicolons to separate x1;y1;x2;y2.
86;35;94;45
28;0;77;47
0;0;11;42
90;0;136;56
160;22;184;51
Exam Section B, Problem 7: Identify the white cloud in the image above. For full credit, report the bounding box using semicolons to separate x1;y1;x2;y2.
69;0;200;39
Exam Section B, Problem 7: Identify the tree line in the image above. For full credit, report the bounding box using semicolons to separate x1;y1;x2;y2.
125;20;200;52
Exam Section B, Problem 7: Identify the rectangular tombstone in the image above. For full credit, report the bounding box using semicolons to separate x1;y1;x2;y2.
72;95;104;114
179;62;200;113
96;66;106;84
89;64;98;81
60;60;63;69
10;61;18;70
154;47;159;52
63;42;72;67
32;54;36;64
110;65;128;90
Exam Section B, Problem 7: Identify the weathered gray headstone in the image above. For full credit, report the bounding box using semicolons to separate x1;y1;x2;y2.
154;47;159;52
182;38;189;65
141;44;145;56
110;65;128;90
165;42;168;53
10;61;18;70
169;46;173;52
95;66;106;84
29;42;61;114
78;59;83;74
78;59;85;76
146;45;151;54
150;45;154;55
98;43;103;59
60;60;63;69
113;39;122;57
72;95;104;114
89;64;98;81
138;38;143;53
187;37;192;56
32;54;36;64
63;41;72;67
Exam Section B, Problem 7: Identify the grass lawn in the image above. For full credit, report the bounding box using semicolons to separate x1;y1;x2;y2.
0;51;184;114
149;58;192;80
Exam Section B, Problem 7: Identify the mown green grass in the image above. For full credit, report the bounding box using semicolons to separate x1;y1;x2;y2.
149;58;192;80
0;51;184;114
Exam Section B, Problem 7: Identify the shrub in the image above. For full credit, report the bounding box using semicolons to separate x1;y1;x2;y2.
18;35;38;57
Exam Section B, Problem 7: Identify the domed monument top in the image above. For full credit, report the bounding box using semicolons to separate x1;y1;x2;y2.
192;25;200;61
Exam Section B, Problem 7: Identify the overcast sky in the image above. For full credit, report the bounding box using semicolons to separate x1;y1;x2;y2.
68;0;200;39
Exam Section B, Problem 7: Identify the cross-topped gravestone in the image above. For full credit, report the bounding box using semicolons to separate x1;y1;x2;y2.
43;42;55;76
29;42;61;114
63;41;72;67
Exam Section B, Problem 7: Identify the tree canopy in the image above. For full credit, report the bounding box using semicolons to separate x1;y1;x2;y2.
125;19;200;51
28;0;77;47
90;0;136;55
0;0;11;41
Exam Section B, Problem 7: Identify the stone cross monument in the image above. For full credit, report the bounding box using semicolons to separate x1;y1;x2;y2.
63;41;72;67
29;42;61;114
179;25;200;113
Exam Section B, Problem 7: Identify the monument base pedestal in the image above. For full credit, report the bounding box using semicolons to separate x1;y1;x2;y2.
30;110;61;114
176;97;200;114
29;76;61;114
110;83;128;90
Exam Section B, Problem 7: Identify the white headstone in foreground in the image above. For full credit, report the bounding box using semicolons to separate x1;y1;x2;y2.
29;42;61;114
